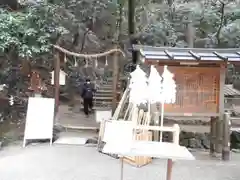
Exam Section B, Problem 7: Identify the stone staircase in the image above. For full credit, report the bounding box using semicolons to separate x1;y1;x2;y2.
93;78;124;110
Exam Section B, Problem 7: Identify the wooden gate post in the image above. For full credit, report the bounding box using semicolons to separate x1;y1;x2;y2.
54;52;60;117
216;64;226;153
222;112;231;161
112;45;120;114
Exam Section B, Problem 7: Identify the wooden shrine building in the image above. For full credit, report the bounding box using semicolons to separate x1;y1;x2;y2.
133;45;240;116
133;45;240;157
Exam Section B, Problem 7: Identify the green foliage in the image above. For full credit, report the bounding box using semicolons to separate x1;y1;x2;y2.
135;0;240;48
1;0;239;63
0;3;68;59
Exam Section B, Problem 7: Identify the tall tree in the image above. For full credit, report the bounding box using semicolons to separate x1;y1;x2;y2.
128;0;137;64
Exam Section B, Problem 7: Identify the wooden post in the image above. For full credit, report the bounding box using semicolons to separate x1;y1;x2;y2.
210;117;217;154
54;52;60;116
222;112;231;161
216;117;223;153
166;159;173;180
216;65;226;153
153;109;160;141
112;46;119;114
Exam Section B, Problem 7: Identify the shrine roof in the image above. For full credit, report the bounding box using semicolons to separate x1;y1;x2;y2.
133;45;240;62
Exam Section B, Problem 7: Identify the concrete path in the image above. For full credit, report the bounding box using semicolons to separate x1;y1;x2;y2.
0;144;240;180
57;105;99;129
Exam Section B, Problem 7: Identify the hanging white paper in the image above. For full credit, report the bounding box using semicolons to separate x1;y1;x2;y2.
129;65;148;105
161;65;176;104
159;65;177;141
51;70;67;85
148;65;163;103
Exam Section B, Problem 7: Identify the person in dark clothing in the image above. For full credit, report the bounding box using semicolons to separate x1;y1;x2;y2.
81;78;95;117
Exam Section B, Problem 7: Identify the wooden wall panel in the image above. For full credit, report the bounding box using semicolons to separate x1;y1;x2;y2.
156;66;220;114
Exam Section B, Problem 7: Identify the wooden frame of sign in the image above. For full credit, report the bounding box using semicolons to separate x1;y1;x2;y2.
23;97;55;147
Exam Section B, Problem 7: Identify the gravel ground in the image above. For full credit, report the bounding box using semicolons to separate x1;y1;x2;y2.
0;144;240;180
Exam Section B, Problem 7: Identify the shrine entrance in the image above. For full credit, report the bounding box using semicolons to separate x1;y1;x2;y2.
50;45;126;130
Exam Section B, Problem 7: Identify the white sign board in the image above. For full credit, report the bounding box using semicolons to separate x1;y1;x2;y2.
95;110;112;123
51;70;66;85
23;97;55;147
103;121;134;150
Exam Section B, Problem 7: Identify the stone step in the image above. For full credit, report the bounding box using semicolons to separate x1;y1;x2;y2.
94;100;113;104
99;86;113;90
80;104;113;110
93;96;112;100
100;85;120;89
95;94;112;98
96;89;113;93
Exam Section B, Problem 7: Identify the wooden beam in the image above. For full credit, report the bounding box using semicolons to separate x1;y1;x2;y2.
163;112;220;117
188;50;201;60
236;52;240;56
215;65;226;153
219;65;226;114
135;125;180;132
164;50;174;59
166;159;173;180
213;51;228;61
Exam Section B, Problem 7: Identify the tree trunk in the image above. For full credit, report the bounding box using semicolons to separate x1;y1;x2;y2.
186;22;195;48
128;0;137;64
